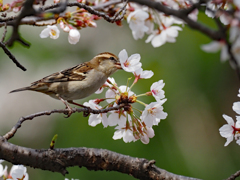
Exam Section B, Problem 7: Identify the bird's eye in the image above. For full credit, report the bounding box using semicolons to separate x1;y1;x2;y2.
110;57;115;61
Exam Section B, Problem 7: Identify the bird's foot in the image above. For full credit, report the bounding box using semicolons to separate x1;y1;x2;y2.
64;105;74;118
67;100;91;117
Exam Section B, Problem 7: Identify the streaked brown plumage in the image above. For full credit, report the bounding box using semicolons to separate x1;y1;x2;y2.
10;52;122;116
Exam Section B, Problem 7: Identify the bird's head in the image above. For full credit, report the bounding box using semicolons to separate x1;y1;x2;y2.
90;52;122;76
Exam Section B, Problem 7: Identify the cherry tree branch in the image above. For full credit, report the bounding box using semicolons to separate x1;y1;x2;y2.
0;136;200;180
0;42;27;71
0;103;202;179
226;170;240;180
3;104;125;140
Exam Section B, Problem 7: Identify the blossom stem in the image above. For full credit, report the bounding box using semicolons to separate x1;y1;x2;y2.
128;81;136;92
153;9;162;27
71;9;85;15
126;77;132;88
108;81;122;93
136;93;147;97
136;100;147;106
103;102;114;109
132;106;142;114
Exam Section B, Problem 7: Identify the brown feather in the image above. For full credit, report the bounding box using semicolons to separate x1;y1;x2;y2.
31;62;93;85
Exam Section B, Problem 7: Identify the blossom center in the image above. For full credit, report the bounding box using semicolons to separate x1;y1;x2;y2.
151;89;158;95
147;107;156;115
50;29;57;36
124;60;130;67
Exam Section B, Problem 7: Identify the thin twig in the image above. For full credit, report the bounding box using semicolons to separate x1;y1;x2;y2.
226;170;240;180
0;42;27;71
41;1;125;23
3;104;125;140
93;0;122;10
1;23;7;42
111;0;128;22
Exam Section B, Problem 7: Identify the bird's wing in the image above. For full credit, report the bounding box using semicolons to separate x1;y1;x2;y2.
31;63;93;84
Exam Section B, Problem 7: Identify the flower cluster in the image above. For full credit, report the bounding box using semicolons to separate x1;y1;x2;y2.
0;0;24;13
0;160;28;180
83;49;167;144
39;0;101;44
201;0;240;65
219;89;240;146
5;0;240;51
37;0;196;47
125;2;185;48
40;25;81;44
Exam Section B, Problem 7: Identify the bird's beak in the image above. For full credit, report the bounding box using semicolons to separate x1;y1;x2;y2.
115;62;122;69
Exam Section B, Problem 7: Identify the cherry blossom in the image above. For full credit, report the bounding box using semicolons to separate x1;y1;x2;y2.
0;160;7;178
40;25;60;39
113;126;136;143
219;115;240;146
118;49;142;72
95;86;104;94
231;37;240;64
59;21;70;32
150;80;165;101
95;77;116;94
141;100;168;127
133;68;154;80
229;26;240;42
127;9;149;40
7;165;29;180
108;110;127;127
83;100;108;127
233;102;240;115
68;29;80;44
140;127;155;144
188;9;198;21
201;40;229;62
105;77;117;88
105;88;117;103
205;2;220;18
145;26;182;48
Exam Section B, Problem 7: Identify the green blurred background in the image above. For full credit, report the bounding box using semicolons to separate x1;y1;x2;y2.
0;10;239;180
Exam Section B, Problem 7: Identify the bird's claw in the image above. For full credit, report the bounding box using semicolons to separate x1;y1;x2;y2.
64;106;74;118
83;106;91;117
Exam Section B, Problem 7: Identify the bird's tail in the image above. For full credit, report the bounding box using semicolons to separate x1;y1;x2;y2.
9;87;31;93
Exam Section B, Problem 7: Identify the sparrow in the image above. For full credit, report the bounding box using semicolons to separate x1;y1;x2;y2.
10;52;122;116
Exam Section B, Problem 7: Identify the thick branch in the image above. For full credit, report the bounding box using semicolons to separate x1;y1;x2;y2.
0;136;200;180
6;0;36;47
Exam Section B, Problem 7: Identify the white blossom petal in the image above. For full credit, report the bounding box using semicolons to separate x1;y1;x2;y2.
223;114;235;126
201;41;222;52
40;25;60;39
233;102;240;115
68;29;80;44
